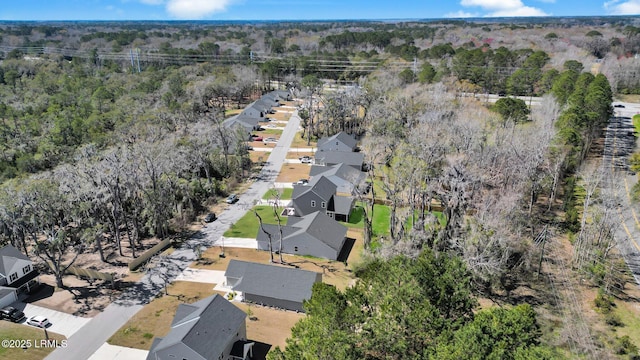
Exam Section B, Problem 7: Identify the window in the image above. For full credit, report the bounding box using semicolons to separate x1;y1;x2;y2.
22;265;30;275
294;246;299;252
311;200;316;207
9;273;18;282
321;201;326;208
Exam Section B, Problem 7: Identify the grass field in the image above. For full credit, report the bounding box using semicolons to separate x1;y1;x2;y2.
276;164;311;183
291;132;317;148
633;114;640;136
263;187;293;200
223;206;289;238
0;322;66;360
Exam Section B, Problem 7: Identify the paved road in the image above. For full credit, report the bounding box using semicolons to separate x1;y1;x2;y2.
603;111;640;285
46;111;302;360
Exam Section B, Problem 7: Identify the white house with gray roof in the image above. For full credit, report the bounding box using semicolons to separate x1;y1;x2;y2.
146;294;252;360
256;211;348;260
224;260;321;312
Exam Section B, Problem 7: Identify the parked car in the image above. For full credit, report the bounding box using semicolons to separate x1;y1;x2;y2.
0;306;25;323
614;104;626;108
251;136;263;142
27;315;50;328
226;194;239;204
299;156;312;164
204;213;217;222
263;137;277;143
296;179;309;185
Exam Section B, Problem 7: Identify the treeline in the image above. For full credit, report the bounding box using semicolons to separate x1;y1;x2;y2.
270;250;562;359
0;56;262;181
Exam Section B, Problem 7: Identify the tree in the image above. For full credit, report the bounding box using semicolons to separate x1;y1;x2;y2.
493;97;530;124
418;62;436;84
300;74;323;145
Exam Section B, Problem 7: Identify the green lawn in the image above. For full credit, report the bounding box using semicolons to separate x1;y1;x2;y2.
0;322;66;360
263;188;293;200
345;203;445;235
223;206;288;238
633;114;640;136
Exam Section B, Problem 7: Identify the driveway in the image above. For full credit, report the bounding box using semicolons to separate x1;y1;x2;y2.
88;343;148;360
46;111;303;360
14;303;91;338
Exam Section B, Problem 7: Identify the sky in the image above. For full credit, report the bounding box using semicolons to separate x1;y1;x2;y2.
0;0;639;21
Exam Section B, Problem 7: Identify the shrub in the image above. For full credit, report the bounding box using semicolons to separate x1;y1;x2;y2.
605;313;623;327
594;289;615;314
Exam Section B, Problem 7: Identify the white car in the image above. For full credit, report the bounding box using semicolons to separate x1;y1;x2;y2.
27;315;51;328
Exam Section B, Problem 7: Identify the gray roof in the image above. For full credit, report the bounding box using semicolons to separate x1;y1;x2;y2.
292;175;336;201
146;294;246;360
257;211;347;253
287;211;347;252
0;245;30;277
225;260;321;304
331;195;355;216
310;164;365;184
315;151;364;168
224;115;259;133
317;132;357;151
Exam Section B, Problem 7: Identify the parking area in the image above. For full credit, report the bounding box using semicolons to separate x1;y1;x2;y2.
12;303;91;338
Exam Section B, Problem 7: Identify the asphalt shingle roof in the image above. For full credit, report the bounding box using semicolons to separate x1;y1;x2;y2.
225;260;321;304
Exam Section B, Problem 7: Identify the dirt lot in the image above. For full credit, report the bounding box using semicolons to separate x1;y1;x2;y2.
276;164;311;183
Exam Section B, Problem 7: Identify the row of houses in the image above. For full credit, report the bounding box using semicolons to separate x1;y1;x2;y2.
224;90;292;140
257;131;366;261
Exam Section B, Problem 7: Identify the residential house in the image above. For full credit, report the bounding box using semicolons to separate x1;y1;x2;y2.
0;245;39;307
314;151;364;170
224;115;263;142
224;260;321;312
146;294;253;360
309;163;365;195
241;99;272;119
291;175;354;221
317;131;357;153
256;211;348;260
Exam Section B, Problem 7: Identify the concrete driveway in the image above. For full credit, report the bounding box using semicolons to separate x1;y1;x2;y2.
15;303;91;338
88;343;148;360
214;237;258;249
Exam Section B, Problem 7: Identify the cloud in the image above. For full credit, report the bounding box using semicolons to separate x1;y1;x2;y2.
459;0;549;16
444;10;479;18
167;0;239;18
138;0;239;18
604;0;640;15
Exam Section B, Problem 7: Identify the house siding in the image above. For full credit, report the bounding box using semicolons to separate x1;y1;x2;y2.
244;293;304;312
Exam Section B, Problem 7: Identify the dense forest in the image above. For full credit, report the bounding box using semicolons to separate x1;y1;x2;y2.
0;18;637;358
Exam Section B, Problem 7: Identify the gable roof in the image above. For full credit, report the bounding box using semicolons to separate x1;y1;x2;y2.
315;151;364;168
292;175;336;201
309;163;365;184
256;211;347;255
287;211;347;252
0;245;30;277
224;115;259;134
317;132;357;151
146;294;246;360
225;260;321;304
